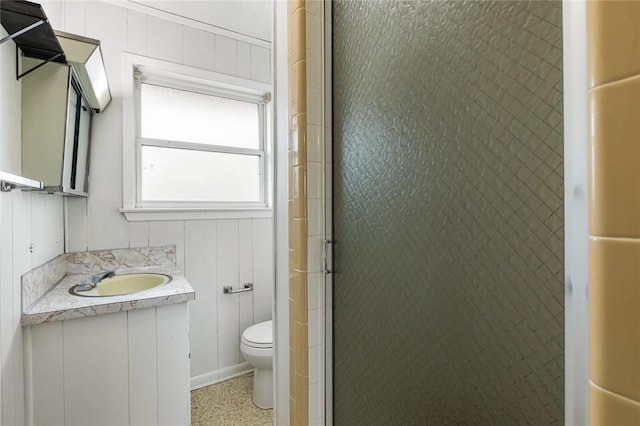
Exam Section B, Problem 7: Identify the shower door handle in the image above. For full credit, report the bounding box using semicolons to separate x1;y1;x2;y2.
323;239;333;274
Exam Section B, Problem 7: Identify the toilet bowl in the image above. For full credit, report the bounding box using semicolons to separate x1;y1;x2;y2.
241;320;273;409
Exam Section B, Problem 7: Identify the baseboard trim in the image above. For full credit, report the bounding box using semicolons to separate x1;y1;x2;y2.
190;363;253;390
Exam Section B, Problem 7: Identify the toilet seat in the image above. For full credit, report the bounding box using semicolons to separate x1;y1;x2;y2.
241;320;273;349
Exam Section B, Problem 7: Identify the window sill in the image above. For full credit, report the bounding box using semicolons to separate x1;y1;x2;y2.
120;207;273;222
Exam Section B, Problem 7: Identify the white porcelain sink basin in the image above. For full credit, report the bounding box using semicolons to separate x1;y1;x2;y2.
70;273;172;297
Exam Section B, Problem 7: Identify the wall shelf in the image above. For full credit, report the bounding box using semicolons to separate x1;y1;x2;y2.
0;0;66;79
0;171;43;192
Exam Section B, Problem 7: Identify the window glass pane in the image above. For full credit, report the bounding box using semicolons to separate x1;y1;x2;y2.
141;146;261;202
140;83;260;149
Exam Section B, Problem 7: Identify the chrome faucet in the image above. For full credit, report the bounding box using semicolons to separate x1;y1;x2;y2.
75;270;115;292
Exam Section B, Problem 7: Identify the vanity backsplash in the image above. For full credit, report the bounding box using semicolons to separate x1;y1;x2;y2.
22;246;176;310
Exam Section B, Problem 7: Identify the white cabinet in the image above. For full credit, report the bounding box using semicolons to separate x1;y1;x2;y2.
23;303;190;426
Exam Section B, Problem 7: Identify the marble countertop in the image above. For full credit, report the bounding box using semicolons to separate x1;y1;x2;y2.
22;266;195;326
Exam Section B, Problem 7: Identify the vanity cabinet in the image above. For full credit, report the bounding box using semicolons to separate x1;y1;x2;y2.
23;303;190;426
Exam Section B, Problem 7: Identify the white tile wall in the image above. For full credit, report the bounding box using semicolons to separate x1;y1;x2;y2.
307;162;323;200
309;381;323;422
308;236;323;274
306;4;327;424
308;309;323;348
308;124;323;163
308;87;323;126
307;51;322;90
308;199;322;237
308;272;324;311
307;0;323;18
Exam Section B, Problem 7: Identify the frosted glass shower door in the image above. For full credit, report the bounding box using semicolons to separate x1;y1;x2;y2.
331;1;565;424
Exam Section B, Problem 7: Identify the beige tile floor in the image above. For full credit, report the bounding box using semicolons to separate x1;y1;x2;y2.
191;373;273;426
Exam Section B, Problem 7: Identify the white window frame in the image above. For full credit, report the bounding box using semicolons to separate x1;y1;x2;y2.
120;53;273;221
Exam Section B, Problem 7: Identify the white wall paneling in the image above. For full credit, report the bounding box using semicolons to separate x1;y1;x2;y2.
64;197;88;253
40;0;273;249
185;218;274;389
217;219;240;368
237;41;252;80
0;3;277;421
250;45;271;83
185;221;218;378
182;26;215;71
124;0;273;44
11;192;31;426
213;35;238;76
83;0;131;251
62;0;86;35
30;195;47;267
1;26;66;426
120;216;275;391
238;219;255;339
0;189;16;426
147;16;182;63
126;9;147;55
252;218;274;323
128;221;149;248
148;220;186;271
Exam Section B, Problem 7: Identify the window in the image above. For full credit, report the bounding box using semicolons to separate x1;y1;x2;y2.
134;69;268;208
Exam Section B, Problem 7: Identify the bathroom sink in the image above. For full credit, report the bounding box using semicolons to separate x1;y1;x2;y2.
70;273;172;297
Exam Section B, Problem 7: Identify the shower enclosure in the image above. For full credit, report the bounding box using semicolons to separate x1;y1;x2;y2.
331;1;565;423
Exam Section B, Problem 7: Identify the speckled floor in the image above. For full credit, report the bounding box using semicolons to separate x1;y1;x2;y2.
191;374;273;426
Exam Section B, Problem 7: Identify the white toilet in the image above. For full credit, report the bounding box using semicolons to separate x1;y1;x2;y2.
241;320;273;409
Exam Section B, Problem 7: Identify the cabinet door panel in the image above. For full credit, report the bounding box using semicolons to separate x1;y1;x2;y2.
157;304;190;426
63;313;129;426
29;323;64;426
